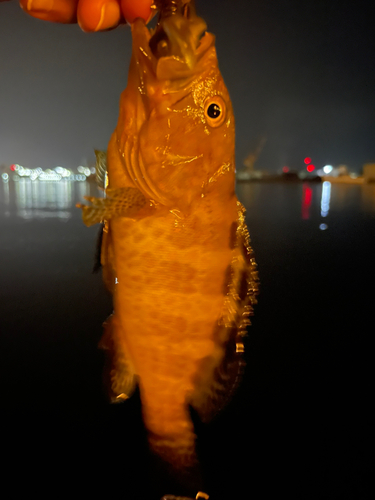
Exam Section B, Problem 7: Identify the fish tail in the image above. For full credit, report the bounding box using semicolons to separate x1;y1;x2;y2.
148;429;197;470
147;419;204;498
142;397;197;469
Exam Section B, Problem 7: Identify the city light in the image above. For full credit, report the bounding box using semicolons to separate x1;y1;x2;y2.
306;164;315;172
323;165;333;174
54;166;71;178
39;171;62;181
5;164;93;182
304;157;311;164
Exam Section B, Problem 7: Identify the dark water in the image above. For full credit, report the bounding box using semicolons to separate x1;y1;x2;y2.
1;178;373;498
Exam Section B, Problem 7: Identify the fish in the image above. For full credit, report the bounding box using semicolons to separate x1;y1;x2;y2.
78;0;259;479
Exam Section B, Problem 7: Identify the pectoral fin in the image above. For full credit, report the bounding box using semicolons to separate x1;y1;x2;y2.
77;187;147;227
99;315;137;403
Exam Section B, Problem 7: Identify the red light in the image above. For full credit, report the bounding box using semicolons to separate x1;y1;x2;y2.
10;164;16;171
307;164;315;172
282;166;289;173
304;157;311;164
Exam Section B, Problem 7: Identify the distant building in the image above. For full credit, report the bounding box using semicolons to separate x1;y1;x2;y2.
337;164;349;176
363;163;375;182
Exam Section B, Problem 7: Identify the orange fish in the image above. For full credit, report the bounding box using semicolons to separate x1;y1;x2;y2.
79;0;259;481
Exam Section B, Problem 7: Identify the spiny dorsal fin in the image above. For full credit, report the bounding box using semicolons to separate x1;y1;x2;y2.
94;149;107;189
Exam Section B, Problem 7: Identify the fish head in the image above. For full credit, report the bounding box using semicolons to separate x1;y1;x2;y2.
117;7;235;211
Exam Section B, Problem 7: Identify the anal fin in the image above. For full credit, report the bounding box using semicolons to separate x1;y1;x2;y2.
101;221;117;293
99;314;137;403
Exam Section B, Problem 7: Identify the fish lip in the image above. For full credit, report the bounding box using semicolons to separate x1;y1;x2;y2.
150;8;207;70
131;18;155;66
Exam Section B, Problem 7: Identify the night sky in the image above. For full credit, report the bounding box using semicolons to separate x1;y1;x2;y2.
1;0;374;173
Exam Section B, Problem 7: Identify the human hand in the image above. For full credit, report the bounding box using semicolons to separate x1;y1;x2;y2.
18;0;154;31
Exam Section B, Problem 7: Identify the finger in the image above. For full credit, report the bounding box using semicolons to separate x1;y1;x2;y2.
77;0;123;32
19;0;78;23
120;0;154;24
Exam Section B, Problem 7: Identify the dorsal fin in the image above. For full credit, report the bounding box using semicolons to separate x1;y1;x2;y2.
189;202;259;422
94;149;108;189
190;325;245;423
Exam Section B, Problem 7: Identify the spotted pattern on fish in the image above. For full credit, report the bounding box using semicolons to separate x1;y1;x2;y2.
78;8;259;473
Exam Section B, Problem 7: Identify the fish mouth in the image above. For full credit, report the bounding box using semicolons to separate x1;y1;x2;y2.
131;2;214;81
150;0;207;70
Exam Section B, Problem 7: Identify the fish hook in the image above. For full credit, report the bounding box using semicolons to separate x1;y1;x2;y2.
154;0;193;18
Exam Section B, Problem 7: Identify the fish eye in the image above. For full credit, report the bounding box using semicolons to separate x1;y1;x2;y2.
204;96;226;127
207;103;221;118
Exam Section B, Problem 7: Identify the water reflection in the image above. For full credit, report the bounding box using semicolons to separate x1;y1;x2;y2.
361;184;375;212
2;178;375;224
236;181;375;234
77;179;89;203
0;177;99;220
301;184;313;220
321;181;331;218
15;178;72;219
329;184;362;211
2;177;10;217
